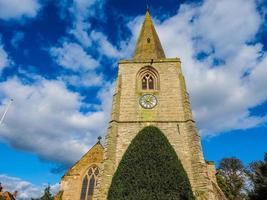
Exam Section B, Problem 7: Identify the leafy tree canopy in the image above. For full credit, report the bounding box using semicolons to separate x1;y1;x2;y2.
248;153;267;200
216;157;248;200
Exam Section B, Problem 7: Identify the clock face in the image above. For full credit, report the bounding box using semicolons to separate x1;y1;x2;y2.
139;94;157;109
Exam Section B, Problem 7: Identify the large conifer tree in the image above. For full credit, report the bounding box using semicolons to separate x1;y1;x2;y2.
108;126;195;200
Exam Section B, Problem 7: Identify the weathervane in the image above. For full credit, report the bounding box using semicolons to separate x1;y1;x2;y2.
146;0;150;11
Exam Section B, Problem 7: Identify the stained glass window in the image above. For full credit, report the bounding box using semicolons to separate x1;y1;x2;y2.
87;175;95;200
80;176;88;200
80;165;100;200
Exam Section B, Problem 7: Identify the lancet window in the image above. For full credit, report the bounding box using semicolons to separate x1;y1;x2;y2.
142;74;155;90
80;165;100;200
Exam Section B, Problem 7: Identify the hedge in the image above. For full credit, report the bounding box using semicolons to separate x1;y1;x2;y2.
108;126;195;200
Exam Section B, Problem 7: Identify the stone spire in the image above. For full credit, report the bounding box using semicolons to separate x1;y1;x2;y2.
133;10;166;60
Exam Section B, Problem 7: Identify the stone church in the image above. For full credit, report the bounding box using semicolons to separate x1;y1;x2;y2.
59;10;226;200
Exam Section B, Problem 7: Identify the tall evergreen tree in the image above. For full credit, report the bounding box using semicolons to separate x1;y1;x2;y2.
108;126;195;200
248;153;267;200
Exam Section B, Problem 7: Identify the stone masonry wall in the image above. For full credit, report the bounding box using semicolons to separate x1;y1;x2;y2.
97;58;226;200
61;143;104;200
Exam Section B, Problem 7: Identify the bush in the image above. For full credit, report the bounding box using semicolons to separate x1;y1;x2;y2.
108;126;195;200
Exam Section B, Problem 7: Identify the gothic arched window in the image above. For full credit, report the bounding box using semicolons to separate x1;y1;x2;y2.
142;74;155;90
138;66;159;91
80;165;100;200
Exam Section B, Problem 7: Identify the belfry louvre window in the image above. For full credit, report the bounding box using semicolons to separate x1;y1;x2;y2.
80;165;100;200
138;66;159;91
142;74;155;90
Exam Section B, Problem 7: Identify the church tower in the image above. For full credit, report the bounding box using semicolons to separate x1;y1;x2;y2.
59;9;226;200
97;10;226;200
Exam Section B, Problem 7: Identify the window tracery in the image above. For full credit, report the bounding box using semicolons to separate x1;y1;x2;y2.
142;74;154;90
80;165;100;200
138;66;159;91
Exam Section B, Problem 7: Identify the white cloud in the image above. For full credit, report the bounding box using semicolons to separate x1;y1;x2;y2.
90;28;135;59
153;0;267;135
0;39;11;73
0;0;266;170
0;0;41;20
0;174;59;200
69;21;92;47
11;32;25;48
257;0;267;28
68;0;104;47
60;73;104;87
90;31;122;58
190;0;260;59
58;0;130;60
50;42;99;72
50;41;104;87
56;0;267;136
0;77;114;165
124;0;267;136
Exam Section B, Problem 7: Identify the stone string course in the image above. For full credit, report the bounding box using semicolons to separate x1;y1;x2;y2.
61;59;226;200
95;59;227;200
60;9;226;200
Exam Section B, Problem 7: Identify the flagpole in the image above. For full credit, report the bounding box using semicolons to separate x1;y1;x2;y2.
0;99;13;125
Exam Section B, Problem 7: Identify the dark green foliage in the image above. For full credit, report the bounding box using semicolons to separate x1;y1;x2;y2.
248;153;267;200
31;186;53;200
216;173;233;198
216;157;248;200
108;126;195;200
0;196;5;200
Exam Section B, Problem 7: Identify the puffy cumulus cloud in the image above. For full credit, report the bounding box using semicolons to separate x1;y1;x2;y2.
50;42;99;72
66;0;132;59
257;0;267;22
0;174;59;200
0;77;114;165
193;0;261;59
88;16;142;60
50;42;104;87
90;31;135;59
90;31;122;58
0;0;41;20
126;0;267;135
58;0;132;60
69;21;92;47
59;73;104;87
0;39;11;73
68;0;104;47
155;0;267;135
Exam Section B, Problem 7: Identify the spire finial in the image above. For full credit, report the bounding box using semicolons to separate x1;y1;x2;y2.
146;0;149;12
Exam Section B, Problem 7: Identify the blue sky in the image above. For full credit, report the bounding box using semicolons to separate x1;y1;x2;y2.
0;0;267;199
